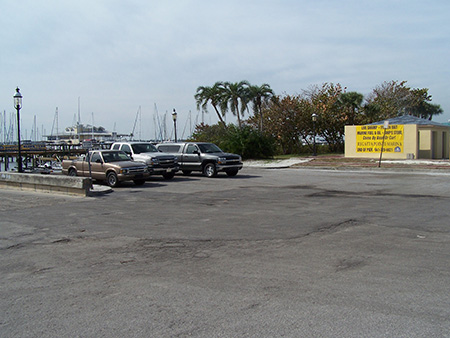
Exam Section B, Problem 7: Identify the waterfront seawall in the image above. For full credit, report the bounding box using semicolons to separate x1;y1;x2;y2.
0;172;91;196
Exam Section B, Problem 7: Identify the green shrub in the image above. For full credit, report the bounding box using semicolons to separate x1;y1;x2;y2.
190;123;275;159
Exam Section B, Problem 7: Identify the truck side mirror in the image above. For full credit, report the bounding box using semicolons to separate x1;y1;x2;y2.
95;159;103;164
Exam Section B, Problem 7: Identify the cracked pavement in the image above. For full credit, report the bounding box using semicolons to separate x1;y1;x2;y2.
1;167;450;337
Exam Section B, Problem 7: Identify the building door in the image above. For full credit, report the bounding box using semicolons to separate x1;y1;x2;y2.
432;131;437;159
443;132;448;159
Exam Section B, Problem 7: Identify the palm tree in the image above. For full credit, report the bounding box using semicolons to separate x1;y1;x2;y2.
195;83;227;127
248;83;274;132
338;91;364;125
220;81;250;128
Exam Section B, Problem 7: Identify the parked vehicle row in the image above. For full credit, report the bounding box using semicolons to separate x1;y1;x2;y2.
111;142;179;179
61;142;243;187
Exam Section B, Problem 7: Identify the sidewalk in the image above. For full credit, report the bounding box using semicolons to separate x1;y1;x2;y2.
245;155;450;170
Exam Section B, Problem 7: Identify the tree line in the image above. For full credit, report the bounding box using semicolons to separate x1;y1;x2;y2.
195;81;274;130
193;80;443;156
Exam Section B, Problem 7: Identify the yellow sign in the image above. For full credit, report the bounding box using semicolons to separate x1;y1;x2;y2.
356;125;404;153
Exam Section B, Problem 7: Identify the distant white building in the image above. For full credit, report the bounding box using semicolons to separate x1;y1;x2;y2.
45;124;122;145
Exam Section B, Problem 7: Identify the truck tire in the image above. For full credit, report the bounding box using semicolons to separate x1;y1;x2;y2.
203;163;217;178
162;172;175;179
226;169;239;177
106;172;119;187
68;168;77;177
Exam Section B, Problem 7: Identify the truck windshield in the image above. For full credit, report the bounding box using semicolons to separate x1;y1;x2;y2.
102;151;131;163
198;143;223;153
132;143;158;154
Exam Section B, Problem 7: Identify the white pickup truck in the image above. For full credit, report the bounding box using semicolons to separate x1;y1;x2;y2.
111;142;179;179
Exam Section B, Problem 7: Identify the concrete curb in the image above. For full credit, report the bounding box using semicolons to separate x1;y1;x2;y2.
0;172;91;196
88;184;113;196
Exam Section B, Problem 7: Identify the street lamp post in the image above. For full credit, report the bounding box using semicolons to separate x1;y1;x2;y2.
312;113;317;156
13;87;23;173
172;109;178;142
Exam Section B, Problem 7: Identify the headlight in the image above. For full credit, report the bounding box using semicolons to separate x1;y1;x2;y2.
120;168;130;174
150;158;159;165
217;157;227;164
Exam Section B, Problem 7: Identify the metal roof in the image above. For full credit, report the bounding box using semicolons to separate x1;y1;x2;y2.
369;115;447;127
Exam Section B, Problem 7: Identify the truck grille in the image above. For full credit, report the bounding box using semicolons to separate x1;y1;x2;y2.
224;156;241;165
128;167;147;174
157;158;177;168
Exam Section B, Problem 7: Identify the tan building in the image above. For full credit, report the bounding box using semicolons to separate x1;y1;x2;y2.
345;115;450;160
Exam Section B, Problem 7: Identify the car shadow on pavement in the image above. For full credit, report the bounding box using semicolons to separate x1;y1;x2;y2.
173;173;260;179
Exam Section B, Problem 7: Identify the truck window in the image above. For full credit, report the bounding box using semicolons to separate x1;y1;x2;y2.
132;143;158;154
198;143;222;153
112;144;120;150
121;144;132;154
90;153;102;163
186;144;199;154
159;145;180;153
103;151;130;162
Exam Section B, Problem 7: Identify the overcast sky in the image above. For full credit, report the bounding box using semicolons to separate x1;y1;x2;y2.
1;0;449;140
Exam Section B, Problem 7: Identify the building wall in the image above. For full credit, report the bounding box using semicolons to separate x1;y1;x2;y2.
345;124;418;159
418;129;430;159
419;129;450;159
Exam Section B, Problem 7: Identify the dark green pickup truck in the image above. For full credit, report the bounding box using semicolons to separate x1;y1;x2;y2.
156;142;243;177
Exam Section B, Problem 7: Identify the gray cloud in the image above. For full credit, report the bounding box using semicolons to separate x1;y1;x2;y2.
1;0;449;140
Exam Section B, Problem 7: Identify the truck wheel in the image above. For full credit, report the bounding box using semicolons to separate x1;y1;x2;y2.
182;170;191;176
133;179;145;186
106;172;119;187
68;168;77;177
226;169;239;177
203;163;217;178
162;172;175;180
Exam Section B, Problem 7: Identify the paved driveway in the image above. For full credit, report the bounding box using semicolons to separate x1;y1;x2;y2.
1;167;449;337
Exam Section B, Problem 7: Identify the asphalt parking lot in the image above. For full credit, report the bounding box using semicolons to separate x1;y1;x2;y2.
1;167;450;337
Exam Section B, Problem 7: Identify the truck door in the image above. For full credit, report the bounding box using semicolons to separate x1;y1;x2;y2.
89;152;106;180
120;144;133;156
182;144;202;170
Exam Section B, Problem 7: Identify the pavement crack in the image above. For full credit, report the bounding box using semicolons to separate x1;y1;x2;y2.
308;189;446;199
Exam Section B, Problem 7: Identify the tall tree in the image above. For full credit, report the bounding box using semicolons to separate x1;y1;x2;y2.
408;88;443;120
338;91;364;125
219;81;250;128
303;83;345;152
248;83;274;132
195;82;227;127
418;102;443;120
363;80;412;122
363;80;442;122
258;94;303;154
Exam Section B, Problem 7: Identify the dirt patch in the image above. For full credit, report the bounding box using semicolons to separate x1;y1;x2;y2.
291;155;450;170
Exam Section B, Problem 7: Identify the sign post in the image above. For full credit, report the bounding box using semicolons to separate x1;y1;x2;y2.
378;121;389;168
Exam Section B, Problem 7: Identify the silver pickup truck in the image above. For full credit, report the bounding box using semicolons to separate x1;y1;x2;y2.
111;142;179;179
156;142;243;177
